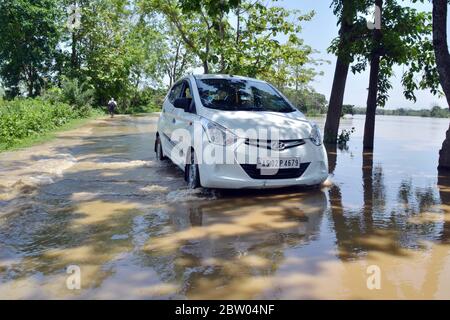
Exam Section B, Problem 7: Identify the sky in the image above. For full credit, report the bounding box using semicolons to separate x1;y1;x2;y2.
277;0;447;110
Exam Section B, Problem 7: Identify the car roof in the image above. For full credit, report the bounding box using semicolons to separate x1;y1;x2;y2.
191;74;266;83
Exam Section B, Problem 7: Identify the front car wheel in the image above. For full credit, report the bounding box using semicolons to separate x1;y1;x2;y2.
155;136;166;161
187;151;200;189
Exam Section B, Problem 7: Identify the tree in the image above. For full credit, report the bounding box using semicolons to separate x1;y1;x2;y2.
363;0;383;150
284;87;327;115
69;0;167;107
143;0;220;74
341;104;355;116
221;1;316;82
325;0;438;148
432;0;450;169
160;27;197;87
0;0;62;97
59;0;87;79
146;0;318;87
430;105;447;118
361;1;437;149
324;0;368;143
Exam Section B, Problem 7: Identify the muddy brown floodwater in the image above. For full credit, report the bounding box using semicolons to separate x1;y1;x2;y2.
1;114;450;299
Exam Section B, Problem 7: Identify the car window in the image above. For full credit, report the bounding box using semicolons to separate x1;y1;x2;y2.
195;78;295;113
168;82;183;104
180;81;196;114
181;82;192;99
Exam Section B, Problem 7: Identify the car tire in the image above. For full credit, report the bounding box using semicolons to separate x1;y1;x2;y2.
186;150;200;189
155;135;166;161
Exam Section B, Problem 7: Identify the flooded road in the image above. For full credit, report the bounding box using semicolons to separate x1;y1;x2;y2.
1;114;450;299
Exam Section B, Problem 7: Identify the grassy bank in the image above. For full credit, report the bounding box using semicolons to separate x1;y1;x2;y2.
0;99;104;152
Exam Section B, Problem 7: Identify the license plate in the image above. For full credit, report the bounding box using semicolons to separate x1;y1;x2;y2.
256;157;300;169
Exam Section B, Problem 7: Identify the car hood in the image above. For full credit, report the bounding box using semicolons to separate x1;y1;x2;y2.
200;109;314;140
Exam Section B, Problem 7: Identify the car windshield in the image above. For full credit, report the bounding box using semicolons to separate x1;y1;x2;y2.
195;78;296;113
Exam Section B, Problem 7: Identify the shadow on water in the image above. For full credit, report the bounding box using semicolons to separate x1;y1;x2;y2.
1;115;450;298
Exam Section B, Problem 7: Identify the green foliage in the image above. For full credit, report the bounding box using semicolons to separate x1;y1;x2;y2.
41;87;64;104
145;0;320;87
76;0;144;106
0;0;325;115
160;27;198;87
353;105;450;118
341;104;355;117
330;1;438;107
429;105;449;118
41;78;95;116
136;88;166;111
0;99;88;149
116;87;166;114
60;78;94;116
328;0;370;62
283;87;327;115
0;0;62;97
179;0;241;16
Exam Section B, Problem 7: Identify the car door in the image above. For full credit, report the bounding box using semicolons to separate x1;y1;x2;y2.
160;81;184;157
172;79;198;167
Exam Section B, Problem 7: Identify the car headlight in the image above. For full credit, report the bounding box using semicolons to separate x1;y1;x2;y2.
310;123;322;146
201;118;237;146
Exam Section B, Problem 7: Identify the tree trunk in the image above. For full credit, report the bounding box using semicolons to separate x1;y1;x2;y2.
203;60;209;74
26;66;34;97
172;41;181;84
363;54;381;149
324;58;350;143
71;31;78;71
432;0;450;170
323;0;353;143
203;38;210;74
28;82;34;97
363;0;383;150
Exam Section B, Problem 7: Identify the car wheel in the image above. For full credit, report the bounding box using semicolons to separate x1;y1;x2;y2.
155;136;165;161
187;150;200;189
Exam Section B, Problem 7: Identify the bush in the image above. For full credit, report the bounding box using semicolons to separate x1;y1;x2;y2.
60;78;95;116
337;127;355;150
41;87;63;104
0;98;85;148
40;78;95;117
113;87;165;114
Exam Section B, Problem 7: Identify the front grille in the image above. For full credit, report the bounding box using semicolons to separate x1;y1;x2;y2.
245;139;305;150
240;162;310;180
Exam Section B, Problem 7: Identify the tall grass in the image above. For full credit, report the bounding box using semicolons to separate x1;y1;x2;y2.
0;99;92;150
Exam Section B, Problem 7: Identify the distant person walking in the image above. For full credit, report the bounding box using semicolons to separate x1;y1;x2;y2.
108;98;117;118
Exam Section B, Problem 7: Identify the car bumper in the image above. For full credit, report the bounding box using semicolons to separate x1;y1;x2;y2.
198;139;329;189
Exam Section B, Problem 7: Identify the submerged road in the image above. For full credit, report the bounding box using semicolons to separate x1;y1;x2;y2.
1;114;450;299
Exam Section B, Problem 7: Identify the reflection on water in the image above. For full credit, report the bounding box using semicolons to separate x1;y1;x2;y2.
1;115;450;299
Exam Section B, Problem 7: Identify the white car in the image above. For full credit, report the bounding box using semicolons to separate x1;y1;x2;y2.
155;74;329;189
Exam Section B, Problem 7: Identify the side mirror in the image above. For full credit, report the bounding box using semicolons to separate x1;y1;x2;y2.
174;98;192;112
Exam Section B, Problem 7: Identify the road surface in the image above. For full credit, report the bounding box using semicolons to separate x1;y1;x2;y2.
2;114;450;299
